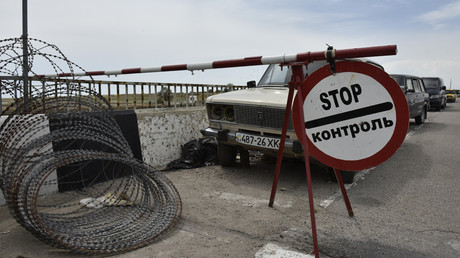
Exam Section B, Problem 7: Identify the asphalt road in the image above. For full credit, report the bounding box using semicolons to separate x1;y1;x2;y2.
0;102;459;257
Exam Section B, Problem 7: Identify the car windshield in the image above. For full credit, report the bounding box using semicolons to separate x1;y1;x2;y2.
257;61;327;87
258;59;384;87
257;64;293;86
391;76;405;86
446;90;455;94
422;78;440;89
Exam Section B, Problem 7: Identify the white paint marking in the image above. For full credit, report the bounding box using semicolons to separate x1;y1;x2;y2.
255;243;314;258
204;191;292;208
405;123;424;140
319;168;374;208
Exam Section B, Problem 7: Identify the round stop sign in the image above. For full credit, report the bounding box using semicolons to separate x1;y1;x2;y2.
292;60;409;171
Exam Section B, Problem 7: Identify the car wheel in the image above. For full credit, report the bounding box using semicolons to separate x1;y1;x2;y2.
217;143;237;166
415;108;426;125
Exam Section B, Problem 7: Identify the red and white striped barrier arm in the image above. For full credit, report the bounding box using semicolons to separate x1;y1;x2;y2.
39;45;397;78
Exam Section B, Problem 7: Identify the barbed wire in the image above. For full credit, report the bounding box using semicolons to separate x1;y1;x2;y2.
0;37;182;254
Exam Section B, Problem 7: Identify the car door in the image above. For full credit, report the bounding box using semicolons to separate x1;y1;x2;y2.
418;78;430;109
405;78;417;117
411;78;424;116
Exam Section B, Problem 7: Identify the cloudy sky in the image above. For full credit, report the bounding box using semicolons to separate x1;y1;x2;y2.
1;0;460;88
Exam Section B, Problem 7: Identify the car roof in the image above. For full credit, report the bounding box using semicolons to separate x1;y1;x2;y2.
390;74;422;79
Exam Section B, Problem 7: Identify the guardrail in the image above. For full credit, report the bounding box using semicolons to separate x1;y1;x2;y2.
0;78;246;113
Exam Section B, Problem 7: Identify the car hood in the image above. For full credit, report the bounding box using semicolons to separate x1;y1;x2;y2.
206;87;293;108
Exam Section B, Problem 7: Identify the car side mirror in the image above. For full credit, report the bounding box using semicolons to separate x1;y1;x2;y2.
247;80;256;88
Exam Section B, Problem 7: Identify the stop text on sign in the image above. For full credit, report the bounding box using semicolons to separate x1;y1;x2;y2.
320;84;362;110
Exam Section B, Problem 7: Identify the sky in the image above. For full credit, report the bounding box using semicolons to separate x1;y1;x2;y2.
1;0;460;88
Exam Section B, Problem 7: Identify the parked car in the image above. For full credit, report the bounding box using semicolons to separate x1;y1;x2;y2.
445;89;457;103
201;59;384;183
390;74;430;125
422;77;447;110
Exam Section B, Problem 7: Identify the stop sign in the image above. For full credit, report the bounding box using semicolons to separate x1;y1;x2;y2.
292;60;409;171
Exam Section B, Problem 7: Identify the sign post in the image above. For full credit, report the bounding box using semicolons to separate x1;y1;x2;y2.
269;51;405;257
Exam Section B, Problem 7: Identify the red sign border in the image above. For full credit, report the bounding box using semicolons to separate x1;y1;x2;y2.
292;60;409;171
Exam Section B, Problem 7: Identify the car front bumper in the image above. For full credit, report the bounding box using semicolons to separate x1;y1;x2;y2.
429;98;443;108
200;127;304;157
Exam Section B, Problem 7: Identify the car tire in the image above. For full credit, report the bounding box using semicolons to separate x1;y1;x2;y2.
217;143;237;166
415;108;426;125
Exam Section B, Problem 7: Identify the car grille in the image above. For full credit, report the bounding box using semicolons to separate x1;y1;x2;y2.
234;105;294;130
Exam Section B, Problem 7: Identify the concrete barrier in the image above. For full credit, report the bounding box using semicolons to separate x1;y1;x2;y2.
136;107;208;169
0;107;208;205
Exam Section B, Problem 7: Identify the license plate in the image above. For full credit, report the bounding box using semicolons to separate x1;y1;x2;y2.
235;132;280;150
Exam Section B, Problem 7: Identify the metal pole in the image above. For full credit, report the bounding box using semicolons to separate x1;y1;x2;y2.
22;0;29;105
291;64;319;258
334;168;354;217
39;45;398;78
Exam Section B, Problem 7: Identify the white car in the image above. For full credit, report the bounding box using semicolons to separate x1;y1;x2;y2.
201;59;383;183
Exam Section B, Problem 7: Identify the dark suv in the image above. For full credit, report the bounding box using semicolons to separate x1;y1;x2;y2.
422;77;447;111
390;74;430;125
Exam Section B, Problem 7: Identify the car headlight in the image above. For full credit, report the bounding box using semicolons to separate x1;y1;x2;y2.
223;106;234;121
211;105;224;120
209;104;235;121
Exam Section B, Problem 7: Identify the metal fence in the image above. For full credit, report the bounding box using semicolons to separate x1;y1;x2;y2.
0;78;246;114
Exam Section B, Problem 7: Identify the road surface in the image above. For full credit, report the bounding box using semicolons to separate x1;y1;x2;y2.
1;102;459;257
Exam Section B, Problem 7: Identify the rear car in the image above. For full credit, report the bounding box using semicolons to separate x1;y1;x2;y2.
390;74;430;125
201;59;384;183
445;89;457;103
422;77;447;110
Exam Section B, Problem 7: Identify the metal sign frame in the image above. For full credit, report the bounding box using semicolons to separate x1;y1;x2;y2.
268;46;399;258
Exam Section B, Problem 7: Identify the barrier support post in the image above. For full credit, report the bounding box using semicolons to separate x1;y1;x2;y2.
334;168;354;217
269;63;319;258
268;76;295;208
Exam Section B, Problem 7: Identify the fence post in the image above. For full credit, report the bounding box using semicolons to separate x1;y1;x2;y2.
167;85;171;108
133;83;137;110
148;84;152;108
173;85;177;108
107;83;112;108
154;84;158;109
185;86;189;108
125;83;129;110
141;84;144;109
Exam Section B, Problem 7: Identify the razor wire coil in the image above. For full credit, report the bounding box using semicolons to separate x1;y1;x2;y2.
0;37;182;254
